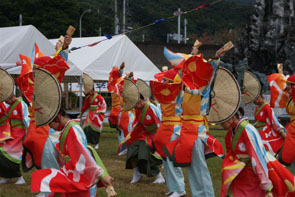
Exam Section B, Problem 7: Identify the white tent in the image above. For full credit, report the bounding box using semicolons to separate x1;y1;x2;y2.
0;25;82;76
50;35;160;81
0;25;159;81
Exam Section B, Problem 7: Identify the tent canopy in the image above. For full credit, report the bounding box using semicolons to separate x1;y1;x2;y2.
50;35;160;81
0;25;81;76
0;25;160;81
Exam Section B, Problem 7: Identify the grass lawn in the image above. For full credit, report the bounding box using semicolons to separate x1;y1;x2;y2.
0;125;226;197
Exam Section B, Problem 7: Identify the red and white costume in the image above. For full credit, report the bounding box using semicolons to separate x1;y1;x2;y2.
254;102;286;155
81;93;106;132
31;120;104;196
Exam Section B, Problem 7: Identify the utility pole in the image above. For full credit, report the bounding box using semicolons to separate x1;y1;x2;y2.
114;0;119;34
184;18;187;44
177;8;181;44
19;14;22;26
123;0;126;33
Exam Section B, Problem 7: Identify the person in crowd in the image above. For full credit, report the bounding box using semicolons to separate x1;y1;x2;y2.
279;74;295;171
254;93;286;155
0;94;30;184
125;94;165;184
163;40;225;197
151;69;186;197
79;89;106;149
31;108;114;196
221;107;273;196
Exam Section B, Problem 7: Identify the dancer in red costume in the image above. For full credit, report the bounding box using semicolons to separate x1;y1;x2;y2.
221;108;295;197
0;94;29;184
279;74;295;166
254;93;286;155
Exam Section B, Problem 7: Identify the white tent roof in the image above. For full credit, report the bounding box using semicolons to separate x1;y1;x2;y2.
0;25;82;76
0;25;159;81
50;35;160;81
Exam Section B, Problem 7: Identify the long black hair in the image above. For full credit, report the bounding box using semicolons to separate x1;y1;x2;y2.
234;107;245;119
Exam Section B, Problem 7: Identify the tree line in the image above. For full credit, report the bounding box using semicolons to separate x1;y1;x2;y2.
0;0;253;44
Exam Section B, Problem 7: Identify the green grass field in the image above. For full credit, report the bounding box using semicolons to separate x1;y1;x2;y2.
0;126;226;197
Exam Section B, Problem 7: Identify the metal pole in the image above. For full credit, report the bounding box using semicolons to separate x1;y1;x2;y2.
19;14;22;26
177;8;181;44
123;0;126;33
79;75;83;113
184;18;187;44
114;0;119;34
99;27;101;36
79;9;91;38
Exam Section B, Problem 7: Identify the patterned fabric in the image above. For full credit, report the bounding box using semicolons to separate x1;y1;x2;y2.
23;119;51;169
280;99;295;164
163;58;223;166
221;118;295;197
0;102;12;142
31;120;104;195
108;93;122;126
254;102;286;155
267;73;289;108
34;55;70;83
154;71;165;82
163;47;190;67
151;81;183;158
118;110;135;138
82;93;106;132
15;54;34;103
182;55;213;91
107;67;123;96
0;98;29;163
127;101;161;147
150;81;182;104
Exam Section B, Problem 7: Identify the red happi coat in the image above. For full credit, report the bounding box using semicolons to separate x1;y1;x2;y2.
118;110;135;137
150;81;182;158
221;118;295;197
31;120;104;195
0;98;29;163
107;67;123;126
109;93;122;126
82;93;106;132
0;102;12;143
254;102;285;155
164;56;224;166
280;99;295;164
127;101;161;147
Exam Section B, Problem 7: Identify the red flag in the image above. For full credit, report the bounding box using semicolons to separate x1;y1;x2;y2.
34;43;45;60
196;3;210;11
16;55;34;103
19;54;32;78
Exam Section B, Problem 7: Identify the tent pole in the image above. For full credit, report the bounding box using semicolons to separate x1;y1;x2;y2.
79;75;83;123
64;82;69;109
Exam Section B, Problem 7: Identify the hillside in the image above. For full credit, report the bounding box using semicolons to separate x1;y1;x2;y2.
0;0;254;43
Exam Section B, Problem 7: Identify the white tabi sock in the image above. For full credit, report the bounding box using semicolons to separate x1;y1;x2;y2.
15;176;26;185
130;167;142;183
0;178;9;184
152;172;165;184
168;191;186;197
